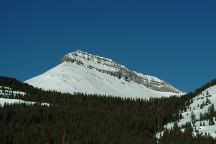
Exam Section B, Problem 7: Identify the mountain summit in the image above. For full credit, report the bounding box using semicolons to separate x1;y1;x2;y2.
26;50;182;99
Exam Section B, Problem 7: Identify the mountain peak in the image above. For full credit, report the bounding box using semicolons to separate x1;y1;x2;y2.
62;50;114;64
71;50;114;63
61;50;126;71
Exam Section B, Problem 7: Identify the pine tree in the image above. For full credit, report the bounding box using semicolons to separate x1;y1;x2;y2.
200;113;204;120
191;111;196;124
209;117;215;126
208;104;215;116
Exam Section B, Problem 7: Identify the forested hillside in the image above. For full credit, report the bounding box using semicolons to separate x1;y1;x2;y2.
0;76;216;144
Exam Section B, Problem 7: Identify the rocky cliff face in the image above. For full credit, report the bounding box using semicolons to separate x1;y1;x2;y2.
61;50;180;93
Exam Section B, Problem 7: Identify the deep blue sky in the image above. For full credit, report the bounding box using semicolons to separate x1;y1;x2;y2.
0;0;216;92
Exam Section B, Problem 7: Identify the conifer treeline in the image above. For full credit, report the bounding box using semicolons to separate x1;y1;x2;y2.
0;76;216;144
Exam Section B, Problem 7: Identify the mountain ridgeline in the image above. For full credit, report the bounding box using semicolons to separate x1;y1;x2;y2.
0;76;216;144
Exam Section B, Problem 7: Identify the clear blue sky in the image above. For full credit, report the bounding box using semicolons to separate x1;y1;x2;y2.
0;0;216;92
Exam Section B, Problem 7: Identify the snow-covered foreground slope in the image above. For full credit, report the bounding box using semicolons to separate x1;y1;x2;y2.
0;86;26;96
0;86;49;107
0;98;34;106
158;85;216;138
0;98;49;107
26;50;182;99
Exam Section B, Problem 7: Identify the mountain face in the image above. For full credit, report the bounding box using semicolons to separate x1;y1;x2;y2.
26;50;182;99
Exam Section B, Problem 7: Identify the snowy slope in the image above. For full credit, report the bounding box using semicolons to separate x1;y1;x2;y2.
158;85;216;138
26;50;182;99
0;98;49;107
0;98;34;106
0;86;26;96
0;86;49;107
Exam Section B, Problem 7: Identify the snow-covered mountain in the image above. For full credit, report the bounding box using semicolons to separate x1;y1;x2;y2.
26;50;182;99
158;84;216;138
